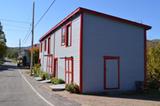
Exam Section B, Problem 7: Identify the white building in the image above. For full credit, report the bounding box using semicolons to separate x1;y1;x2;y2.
39;7;151;93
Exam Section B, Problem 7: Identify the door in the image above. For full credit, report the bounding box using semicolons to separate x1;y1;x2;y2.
104;56;120;89
65;57;73;84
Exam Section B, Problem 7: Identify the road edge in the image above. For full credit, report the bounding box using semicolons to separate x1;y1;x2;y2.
18;69;55;106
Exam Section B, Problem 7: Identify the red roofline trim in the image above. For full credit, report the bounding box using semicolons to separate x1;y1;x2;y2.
39;7;151;42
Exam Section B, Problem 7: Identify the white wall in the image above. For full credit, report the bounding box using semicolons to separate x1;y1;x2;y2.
54;15;81;85
82;13;145;93
40;38;49;72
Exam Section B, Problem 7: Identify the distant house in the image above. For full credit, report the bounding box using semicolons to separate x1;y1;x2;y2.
39;7;151;93
20;44;40;66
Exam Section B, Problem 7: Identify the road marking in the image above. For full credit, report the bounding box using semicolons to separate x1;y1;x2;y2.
18;70;55;106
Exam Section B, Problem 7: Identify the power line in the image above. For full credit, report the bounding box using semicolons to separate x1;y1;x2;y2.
2;23;31;29
22;0;56;44
0;18;31;24
23;26;32;44
35;0;56;28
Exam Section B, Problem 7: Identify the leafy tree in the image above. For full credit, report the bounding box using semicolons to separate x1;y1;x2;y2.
147;42;160;89
29;45;39;65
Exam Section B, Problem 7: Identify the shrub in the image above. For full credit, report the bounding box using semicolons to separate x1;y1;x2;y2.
40;72;50;80
51;77;65;84
32;64;41;76
147;80;160;90
65;83;80;93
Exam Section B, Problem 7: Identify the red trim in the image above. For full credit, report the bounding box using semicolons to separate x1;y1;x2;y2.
104;56;120;89
39;7;151;42
79;13;83;93
65;57;74;83
48;37;51;54
65;57;66;81
144;30;147;84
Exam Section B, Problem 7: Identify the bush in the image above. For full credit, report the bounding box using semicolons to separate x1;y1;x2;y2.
65;83;80;93
40;72;50;80
147;80;160;90
51;77;65;84
32;64;41;76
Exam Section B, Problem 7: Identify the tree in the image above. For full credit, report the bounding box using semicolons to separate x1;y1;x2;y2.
147;42;160;89
29;45;39;65
0;22;6;60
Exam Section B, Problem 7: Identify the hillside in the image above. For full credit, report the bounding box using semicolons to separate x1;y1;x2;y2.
147;39;160;48
6;46;30;59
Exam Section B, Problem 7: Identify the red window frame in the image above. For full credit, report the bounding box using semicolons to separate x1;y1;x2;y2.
65;23;72;47
44;40;47;51
61;22;72;47
48;37;51;54
61;27;66;46
65;57;73;83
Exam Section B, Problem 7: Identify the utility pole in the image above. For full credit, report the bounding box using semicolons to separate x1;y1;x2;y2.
19;39;21;56
30;1;35;76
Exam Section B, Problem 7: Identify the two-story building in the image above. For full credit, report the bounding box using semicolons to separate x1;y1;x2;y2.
39;7;151;93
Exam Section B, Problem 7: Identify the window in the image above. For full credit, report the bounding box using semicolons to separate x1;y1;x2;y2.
48;37;51;54
61;22;72;47
66;24;72;47
44;40;47;51
61;27;66;46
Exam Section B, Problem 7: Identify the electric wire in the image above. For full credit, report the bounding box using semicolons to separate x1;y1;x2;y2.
22;0;56;44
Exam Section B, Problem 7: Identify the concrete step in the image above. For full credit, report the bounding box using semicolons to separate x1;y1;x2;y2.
50;84;65;91
40;79;51;83
34;77;43;81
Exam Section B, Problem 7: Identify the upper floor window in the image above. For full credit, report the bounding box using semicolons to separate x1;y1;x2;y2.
61;27;66;46
48;37;51;54
61;22;72;47
66;23;72;47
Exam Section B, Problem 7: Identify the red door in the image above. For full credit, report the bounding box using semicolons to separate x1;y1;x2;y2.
65;57;73;84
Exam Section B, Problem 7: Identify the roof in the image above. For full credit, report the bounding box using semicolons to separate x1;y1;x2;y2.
39;7;151;41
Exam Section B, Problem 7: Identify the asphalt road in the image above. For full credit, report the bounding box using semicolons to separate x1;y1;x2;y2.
0;62;51;106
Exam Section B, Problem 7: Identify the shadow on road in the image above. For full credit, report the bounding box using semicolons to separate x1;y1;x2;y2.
0;63;18;72
0;62;30;71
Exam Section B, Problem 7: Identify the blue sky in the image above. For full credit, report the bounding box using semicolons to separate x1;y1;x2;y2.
0;0;159;47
